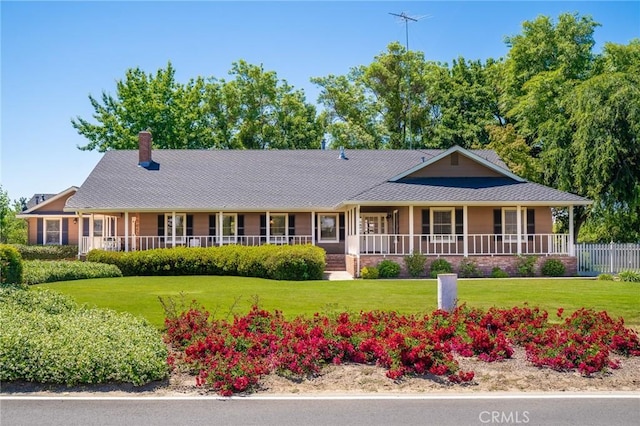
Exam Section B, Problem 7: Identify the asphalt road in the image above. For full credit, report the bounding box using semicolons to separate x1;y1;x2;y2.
1;394;638;426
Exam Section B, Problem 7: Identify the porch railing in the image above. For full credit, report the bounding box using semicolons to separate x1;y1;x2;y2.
358;233;570;256
81;233;570;256
80;235;313;254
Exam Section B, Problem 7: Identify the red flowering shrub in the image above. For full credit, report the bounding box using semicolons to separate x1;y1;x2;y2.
164;304;639;395
164;304;213;350
525;308;640;375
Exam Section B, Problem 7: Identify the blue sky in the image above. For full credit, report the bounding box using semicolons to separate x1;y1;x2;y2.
1;1;639;202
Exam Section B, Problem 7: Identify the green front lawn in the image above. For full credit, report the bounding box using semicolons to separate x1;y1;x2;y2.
39;276;639;329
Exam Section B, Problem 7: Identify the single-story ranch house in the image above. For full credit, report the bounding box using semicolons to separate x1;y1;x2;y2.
18;131;591;277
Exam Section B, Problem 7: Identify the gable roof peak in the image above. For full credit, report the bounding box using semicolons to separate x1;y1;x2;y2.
388;145;524;182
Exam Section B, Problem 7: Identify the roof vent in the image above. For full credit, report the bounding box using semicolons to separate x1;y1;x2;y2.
321;139;326;150
338;146;348;160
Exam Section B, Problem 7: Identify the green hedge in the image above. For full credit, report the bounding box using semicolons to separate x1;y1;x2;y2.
22;260;123;285
12;244;78;260
86;244;326;281
0;244;23;284
0;285;167;386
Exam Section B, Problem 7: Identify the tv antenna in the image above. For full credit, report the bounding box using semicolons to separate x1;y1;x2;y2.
389;12;426;149
389;12;427;51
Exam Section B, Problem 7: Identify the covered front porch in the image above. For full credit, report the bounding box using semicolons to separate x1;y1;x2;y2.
343;204;575;257
76;204;576;259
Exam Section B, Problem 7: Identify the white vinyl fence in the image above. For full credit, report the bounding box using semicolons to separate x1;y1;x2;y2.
576;243;640;276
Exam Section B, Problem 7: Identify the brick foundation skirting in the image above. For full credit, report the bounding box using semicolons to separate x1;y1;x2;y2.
352;254;577;278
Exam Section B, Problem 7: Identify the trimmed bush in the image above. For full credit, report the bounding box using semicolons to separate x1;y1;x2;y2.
86;244;325;281
458;258;482;278
541;259;566;277
22;260;122;285
377;259;401;278
404;251;426;278
0;244;23;284
597;273;614;281
490;267;509;278
12;244;78;260
618;270;640;283
516;255;537;277
429;258;453;278
361;266;379;279
0;286;167;386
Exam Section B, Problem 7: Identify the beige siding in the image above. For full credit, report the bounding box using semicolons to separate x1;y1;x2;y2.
24;192;79;245
295;213;312;236
26;218;37;244
138;213;160;237
409;154;503;178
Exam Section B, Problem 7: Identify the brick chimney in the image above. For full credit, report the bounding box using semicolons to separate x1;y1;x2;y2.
138;131;152;166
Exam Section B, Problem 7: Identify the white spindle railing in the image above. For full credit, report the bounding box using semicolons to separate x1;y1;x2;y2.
80;233;570;257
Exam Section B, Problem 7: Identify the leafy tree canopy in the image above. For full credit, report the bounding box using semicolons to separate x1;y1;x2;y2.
72;61;324;151
0;186;27;245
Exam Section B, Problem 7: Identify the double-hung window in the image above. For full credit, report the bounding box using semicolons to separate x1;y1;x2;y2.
269;214;287;243
503;208;526;242
432;208;454;242
45;219;61;245
318;214;339;243
222;214;237;243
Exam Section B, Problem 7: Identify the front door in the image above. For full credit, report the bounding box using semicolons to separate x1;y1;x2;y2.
360;214;388;253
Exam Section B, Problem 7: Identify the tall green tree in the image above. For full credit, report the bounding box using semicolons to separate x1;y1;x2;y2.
502;13;639;242
503;13;599;103
314;42;502;149
429;57;503;149
0;186;27;244
72;62;212;151
72;61;323;151
208;61;323;149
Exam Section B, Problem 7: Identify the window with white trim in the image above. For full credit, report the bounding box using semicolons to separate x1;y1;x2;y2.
45;219;61;245
269;214;287;236
93;218;104;237
431;208;454;241
222;214;237;237
503;208;527;241
318;214;339;242
166;214;186;240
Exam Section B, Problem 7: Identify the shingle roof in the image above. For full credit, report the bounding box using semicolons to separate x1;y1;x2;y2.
25;194;57;210
347;178;590;205
65;148;590;211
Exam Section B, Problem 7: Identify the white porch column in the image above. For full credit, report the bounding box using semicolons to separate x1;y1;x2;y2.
409;205;414;254
463;205;469;257
344;208;350;254
516;205;522;255
218;211;223;246
89;214;94;251
78;212;84;256
266;211;270;243
311;211;316;245
124;211;129;252
356;205;361;274
171;212;176;247
568;205;575;256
